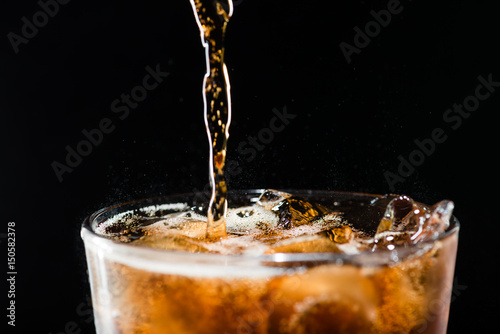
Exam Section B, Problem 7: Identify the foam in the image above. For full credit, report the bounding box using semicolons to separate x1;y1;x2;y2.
225;205;279;232
95;210;133;235
95;201;350;257
95;202;189;236
138;202;189;215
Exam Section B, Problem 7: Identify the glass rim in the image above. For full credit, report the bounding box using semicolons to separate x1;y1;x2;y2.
81;189;459;270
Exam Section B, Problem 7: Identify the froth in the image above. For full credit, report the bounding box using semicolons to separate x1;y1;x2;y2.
95;202;189;236
95;197;352;256
139;203;189;215
226;206;279;232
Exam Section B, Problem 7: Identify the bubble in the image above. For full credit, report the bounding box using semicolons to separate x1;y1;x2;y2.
95;190;454;257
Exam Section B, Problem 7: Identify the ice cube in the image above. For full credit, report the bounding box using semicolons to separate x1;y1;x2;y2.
410;200;454;243
324;225;355;244
257;189;292;210
375;195;414;234
340;194;408;236
373;196;454;250
371;231;415;251
286;298;373;334
278;266;377;334
371;196;413;250
257;190;331;229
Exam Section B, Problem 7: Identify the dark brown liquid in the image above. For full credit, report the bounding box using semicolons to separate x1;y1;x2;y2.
190;0;233;239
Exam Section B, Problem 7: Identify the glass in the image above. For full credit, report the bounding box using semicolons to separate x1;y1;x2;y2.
81;189;459;333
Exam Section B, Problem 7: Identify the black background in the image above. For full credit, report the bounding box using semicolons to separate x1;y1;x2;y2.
1;0;498;333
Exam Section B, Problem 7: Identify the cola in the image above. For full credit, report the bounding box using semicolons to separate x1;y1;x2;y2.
82;189;459;333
